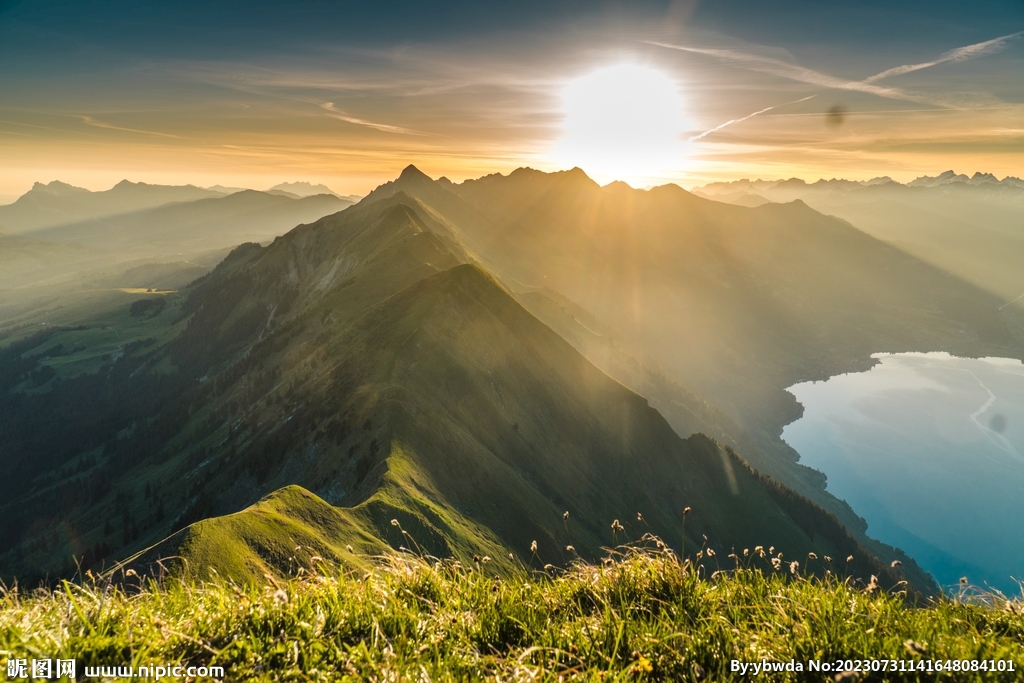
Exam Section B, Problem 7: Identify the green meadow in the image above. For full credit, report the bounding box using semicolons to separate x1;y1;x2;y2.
2;543;1022;681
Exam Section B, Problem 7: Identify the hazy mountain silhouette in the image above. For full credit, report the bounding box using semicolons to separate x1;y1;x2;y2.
268;181;344;198
27;190;351;251
0;180;226;233
696;173;1024;302
0;190;352;290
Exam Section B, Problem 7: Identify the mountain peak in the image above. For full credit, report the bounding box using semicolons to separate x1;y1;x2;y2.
268;181;338;197
30;180;89;196
399;164;432;182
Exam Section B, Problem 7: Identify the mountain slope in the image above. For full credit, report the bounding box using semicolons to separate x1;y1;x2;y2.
0;191;909;592
350;166;1022;589
364;166;1023;460
147;259;903;586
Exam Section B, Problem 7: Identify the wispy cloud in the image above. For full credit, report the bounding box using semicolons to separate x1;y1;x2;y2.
649;41;933;105
79;116;180;138
320;102;428;135
687;95;816;143
864;32;1023;83
650;32;1020;108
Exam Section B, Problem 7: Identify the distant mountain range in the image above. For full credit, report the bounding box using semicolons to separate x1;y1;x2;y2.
0;181;356;290
6;165;1022;594
696;170;1024;197
694;171;1024;302
0;180;224;234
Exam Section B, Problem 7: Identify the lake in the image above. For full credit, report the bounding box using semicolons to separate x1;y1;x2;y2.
781;352;1024;594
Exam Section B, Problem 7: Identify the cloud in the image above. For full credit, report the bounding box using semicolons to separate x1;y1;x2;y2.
649;41;925;103
863;32;1023;83
320;102;429;135
78;116;180;138
650;33;1019;109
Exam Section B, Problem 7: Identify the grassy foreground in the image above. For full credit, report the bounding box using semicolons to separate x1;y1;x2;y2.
1;544;1022;681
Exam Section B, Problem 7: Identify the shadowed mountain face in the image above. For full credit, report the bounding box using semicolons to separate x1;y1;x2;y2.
0;190;904;591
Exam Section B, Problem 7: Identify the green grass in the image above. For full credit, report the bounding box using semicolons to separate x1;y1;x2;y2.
3;544;1021;681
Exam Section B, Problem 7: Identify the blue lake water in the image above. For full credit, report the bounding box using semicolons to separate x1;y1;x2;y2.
782;352;1024;594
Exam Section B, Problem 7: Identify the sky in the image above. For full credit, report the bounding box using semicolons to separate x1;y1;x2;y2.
1;0;1023;200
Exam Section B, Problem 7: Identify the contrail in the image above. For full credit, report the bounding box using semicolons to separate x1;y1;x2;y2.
864;31;1023;83
686;95;815;143
320;102;426;136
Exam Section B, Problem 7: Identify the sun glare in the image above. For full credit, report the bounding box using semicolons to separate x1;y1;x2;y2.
552;64;689;185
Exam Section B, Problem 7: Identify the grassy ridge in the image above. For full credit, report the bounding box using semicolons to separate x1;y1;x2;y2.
3;545;1021;681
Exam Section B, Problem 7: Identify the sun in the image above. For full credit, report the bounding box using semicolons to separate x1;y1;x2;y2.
551;64;689;185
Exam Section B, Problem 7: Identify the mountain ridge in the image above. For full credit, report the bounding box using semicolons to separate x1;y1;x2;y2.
0;184;915;592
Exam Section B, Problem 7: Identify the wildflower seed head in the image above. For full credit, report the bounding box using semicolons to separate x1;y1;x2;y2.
390;519;399;527
636;512;644;521
847;555;854;563
824;556;832;562
530;540;538;553
960;576;968;584
771;558;782;570
481;556;491;563
566;545;575;552
807;552;817;560
563;511;569;520
743;548;749;557
683;507;691;516
346;544;354;552
706;548;715;557
789;561;800;576
508;553;515;561
891;560;902;567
